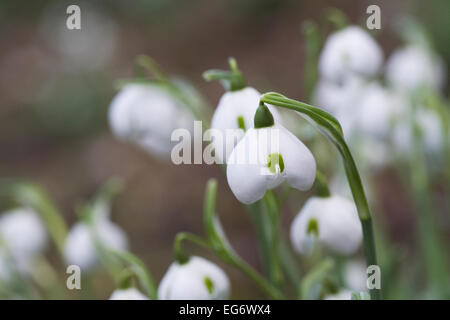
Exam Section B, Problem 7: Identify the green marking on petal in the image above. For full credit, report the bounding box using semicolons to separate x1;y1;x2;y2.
204;276;214;294
306;218;319;237
267;153;285;174
237;115;246;131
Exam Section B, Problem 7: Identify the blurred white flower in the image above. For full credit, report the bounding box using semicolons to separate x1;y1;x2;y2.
63;214;128;272
158;256;230;300
226;124;316;204
0;208;47;268
109;83;194;158
324;289;353;300
210;87;281;163
356;83;396;139
386;45;446;92
393;108;443;155
109;287;149;300
290;195;362;255
319;26;383;82
344;259;368;292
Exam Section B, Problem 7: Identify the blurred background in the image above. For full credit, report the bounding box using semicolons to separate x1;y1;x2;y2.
0;0;448;299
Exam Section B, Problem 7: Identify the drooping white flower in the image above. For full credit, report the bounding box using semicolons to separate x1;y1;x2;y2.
0;208;47;266
226;123;316;204
63;213;128;272
210;87;281;163
290;195;362;255
344;259;368;292
109;287;149;300
158;256;230;300
386;45;446;92
108;83;194;157
319;26;383;82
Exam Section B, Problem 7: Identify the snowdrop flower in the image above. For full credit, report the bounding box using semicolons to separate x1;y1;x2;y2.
210;86;281;163
63;213;128;271
319;26;383;82
158;256;230;300
109;287;149;300
226;104;316;204
386;45;446;92
393;108;443;155
109;83;194;157
290;195;362;255
0;208;47;267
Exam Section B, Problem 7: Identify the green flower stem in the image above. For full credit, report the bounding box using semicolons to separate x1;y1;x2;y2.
302;20;321;101
202;179;284;299
108;250;158;299
315;171;331;197
299;258;334;300
263;190;283;287
174;232;211;264
409;96;448;297
261;92;382;299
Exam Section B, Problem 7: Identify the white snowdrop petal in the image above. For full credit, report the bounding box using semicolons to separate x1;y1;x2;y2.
319;26;383;82
210;87;282;163
290;198;318;255
0;208;47;263
63;223;98;271
109;288;149;300
290;196;362;256
278;126;316;191
386;45;446;91
158;256;230;300
226;128;270;204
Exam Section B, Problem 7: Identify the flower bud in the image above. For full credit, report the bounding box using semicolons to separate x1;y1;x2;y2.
158;256;230;300
290;195;362;255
